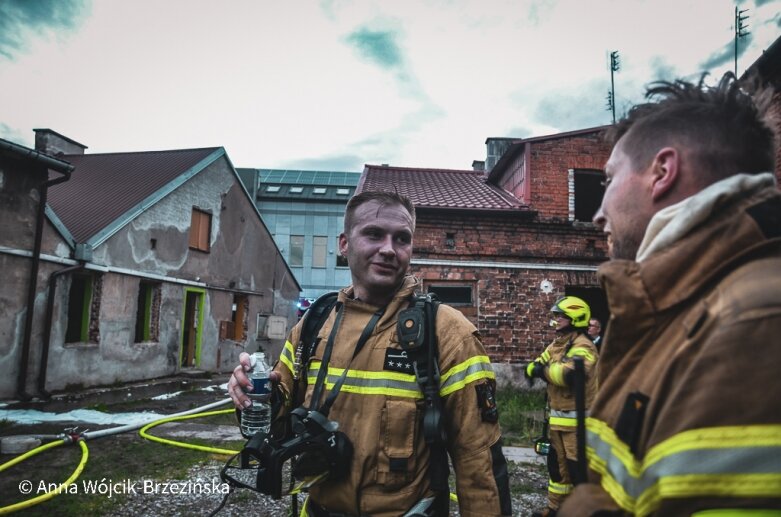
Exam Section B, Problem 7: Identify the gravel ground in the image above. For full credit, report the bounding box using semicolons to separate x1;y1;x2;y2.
107;459;547;516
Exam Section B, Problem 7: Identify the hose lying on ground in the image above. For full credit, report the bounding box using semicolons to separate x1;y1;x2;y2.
0;396;233;514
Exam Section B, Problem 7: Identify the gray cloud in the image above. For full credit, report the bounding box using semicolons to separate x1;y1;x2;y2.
0;0;90;60
282;154;365;171
345;27;403;69
699;35;754;71
648;56;678;83
0;123;28;145
532;80;615;130
503;126;532;139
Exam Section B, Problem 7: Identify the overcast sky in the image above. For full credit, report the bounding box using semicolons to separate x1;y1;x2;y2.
1;0;779;171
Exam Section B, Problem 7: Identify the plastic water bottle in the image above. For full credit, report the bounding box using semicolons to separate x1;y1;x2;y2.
240;352;272;438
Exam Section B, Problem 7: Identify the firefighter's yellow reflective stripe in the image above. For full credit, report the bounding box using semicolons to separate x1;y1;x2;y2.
548;363;567;386
586;419;781;516
693;510;781;516
307;362;422;398
439;355;495;396
548;479;573;495
279;340;295;373
550;409;589;427
550;417;577;427
551;409;586;419
566;346;596;362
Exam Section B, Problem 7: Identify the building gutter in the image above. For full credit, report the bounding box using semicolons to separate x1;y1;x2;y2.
0;139;75;401
38;264;85;397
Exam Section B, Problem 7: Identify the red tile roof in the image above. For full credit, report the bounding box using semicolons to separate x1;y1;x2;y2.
48;147;221;243
357;164;529;211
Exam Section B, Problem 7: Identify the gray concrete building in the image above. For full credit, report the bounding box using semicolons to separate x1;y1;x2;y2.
0;130;299;400
237;169;361;305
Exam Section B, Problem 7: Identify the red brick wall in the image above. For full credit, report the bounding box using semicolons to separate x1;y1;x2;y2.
527;133;611;221
402;131;613;364
411;213;606;363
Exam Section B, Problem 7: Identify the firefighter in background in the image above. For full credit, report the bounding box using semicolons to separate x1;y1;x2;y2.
525;296;599;517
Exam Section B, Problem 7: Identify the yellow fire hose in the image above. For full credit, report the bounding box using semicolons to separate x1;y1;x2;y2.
0;398;232;514
0;439;89;515
138;408;239;456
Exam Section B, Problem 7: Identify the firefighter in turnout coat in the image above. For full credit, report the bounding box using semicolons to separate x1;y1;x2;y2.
560;74;781;515
526;296;599;516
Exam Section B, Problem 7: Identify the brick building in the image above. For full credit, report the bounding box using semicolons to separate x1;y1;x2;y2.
357;126;611;382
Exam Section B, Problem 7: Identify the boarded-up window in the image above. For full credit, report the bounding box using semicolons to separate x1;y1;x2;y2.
289;235;304;266
313;236;327;268
231;294;248;341
189;208;211;251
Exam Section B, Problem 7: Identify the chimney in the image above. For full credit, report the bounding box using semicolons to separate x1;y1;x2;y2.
33;129;87;156
484;137;515;172
472;160;485;172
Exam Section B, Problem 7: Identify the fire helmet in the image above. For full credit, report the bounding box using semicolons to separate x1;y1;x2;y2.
550;296;591;328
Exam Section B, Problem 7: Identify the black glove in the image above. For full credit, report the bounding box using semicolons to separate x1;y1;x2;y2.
524;361;545;382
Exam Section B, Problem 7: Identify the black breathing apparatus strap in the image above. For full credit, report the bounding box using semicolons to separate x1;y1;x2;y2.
309;302;385;417
398;294;449;513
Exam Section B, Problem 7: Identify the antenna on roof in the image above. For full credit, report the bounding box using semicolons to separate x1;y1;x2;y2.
734;6;750;75
607;50;620;124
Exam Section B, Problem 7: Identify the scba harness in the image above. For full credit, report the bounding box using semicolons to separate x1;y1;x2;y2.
221;292;451;515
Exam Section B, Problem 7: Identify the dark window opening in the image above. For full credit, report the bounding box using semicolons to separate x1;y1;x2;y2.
428;285;473;306
134;281;160;342
445;232;455;249
574;169;606;222
66;274;92;343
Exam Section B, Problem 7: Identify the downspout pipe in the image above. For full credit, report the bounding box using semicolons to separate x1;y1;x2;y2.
37;264;85;398
1;139;75;400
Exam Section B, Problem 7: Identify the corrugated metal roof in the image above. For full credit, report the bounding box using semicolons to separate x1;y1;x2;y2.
48;147;220;243
358;165;529;211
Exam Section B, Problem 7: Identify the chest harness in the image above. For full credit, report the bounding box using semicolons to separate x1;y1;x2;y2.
221;292;450;516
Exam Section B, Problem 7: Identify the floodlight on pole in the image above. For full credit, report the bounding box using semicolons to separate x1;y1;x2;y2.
734;6;750;75
608;50;620;123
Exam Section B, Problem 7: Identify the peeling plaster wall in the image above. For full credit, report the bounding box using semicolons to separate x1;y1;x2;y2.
41;156;299;393
0;155;74;397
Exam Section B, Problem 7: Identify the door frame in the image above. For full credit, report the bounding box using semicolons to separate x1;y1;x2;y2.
179;287;206;367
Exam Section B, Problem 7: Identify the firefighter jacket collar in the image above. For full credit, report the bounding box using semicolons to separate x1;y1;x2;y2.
599;176;781;316
338;275;419;333
636;172;776;261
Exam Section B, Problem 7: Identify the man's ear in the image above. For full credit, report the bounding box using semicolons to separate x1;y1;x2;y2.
338;233;348;257
650;147;679;202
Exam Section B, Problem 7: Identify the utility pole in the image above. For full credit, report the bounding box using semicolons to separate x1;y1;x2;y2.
735;6;750;76
607;50;620;123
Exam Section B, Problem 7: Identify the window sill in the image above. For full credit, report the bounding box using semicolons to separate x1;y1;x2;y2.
63;342;99;349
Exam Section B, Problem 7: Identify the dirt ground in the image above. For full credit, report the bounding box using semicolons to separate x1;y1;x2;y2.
1;374;547;516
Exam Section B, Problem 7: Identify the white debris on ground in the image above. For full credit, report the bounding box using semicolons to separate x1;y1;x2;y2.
0;407;167;426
